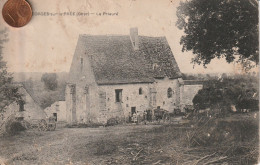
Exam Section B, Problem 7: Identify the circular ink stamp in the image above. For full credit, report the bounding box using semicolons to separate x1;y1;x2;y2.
2;0;32;27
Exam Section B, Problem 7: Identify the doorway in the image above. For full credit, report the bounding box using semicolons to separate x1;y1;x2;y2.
131;107;136;115
53;113;57;121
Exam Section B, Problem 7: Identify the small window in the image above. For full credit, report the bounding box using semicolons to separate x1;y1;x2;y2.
18;100;25;112
55;104;59;111
115;89;123;102
139;88;143;95
167;88;173;98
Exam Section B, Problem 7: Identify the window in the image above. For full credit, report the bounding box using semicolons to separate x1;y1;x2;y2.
167;88;173;98
55;104;59;111
115;89;123;102
131;107;136;115
139;88;143;95
18;100;25;112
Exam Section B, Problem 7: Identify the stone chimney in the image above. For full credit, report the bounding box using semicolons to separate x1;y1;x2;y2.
130;27;139;50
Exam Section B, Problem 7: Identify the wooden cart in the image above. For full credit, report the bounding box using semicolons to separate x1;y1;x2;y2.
26;117;56;131
38;117;56;131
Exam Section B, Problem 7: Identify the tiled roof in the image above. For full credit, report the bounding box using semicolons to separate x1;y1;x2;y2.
73;34;182;85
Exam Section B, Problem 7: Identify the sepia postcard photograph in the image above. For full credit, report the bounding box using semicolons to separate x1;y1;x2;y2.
0;0;259;164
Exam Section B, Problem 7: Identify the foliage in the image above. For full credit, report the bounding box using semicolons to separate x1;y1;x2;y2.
41;73;58;91
22;74;67;109
176;0;259;69
5;118;26;135
0;28;22;111
193;74;258;111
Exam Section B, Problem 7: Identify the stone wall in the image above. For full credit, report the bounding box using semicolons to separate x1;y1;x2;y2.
154;78;180;113
182;84;203;105
44;101;66;122
98;83;151;122
65;78;183;124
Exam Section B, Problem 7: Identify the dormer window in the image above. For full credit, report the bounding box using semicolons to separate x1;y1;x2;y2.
167;88;173;98
153;63;158;70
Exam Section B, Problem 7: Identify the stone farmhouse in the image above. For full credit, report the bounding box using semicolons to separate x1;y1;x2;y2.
0;84;46;123
64;28;200;124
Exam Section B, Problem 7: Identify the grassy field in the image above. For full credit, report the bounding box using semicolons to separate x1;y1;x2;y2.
0;112;258;165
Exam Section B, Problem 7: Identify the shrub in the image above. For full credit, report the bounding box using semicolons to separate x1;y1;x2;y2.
5;120;26;135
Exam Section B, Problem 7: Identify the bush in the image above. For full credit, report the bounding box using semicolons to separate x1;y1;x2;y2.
5;120;26;135
41;73;58;91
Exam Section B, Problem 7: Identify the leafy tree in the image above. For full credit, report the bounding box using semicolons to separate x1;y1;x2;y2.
41;73;58;91
176;0;258;69
0;28;22;111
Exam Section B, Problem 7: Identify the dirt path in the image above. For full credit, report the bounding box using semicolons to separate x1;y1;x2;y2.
0;125;160;165
0;113;258;165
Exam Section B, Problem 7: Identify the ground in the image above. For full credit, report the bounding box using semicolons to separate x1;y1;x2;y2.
0;112;258;165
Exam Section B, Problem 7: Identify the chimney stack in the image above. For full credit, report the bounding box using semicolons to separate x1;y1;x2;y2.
130;27;139;50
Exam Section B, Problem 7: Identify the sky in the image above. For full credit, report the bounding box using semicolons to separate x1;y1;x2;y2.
0;0;251;74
